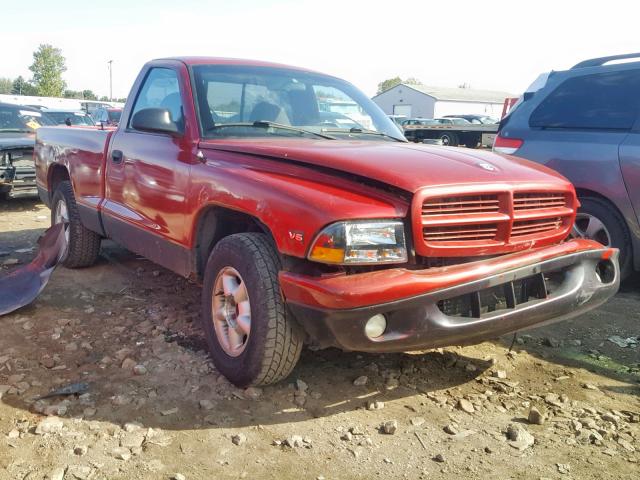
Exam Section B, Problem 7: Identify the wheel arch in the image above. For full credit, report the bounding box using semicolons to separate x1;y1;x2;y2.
48;164;71;200
192;204;278;281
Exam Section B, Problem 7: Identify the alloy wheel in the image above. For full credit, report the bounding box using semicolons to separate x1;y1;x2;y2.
572;213;612;247
54;198;70;245
212;266;251;357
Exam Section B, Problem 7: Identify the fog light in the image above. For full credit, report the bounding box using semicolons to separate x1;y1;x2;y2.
595;259;615;284
365;314;387;339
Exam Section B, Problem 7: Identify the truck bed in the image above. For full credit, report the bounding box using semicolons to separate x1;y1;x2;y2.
403;123;499;147
403;123;499;134
35;126;113;232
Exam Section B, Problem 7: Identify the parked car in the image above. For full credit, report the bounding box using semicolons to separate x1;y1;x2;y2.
444;114;498;125
387;114;407;127
35;57;619;386
81;101;116;118
0;102;55;199
495;52;640;278
45;109;95;126
92;107;122;126
433;117;471;126
400;118;431;127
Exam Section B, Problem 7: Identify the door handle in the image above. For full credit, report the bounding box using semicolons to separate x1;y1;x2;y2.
111;150;123;163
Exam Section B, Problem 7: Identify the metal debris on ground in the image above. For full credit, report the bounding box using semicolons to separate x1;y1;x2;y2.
607;335;639;348
35;382;90;400
0;223;67;316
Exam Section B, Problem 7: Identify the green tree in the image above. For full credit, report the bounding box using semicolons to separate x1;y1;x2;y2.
82;90;97;100
64;89;83;99
404;77;422;85
11;76;36;95
29;44;67;97
376;76;422;95
376;77;402;95
0;78;12;94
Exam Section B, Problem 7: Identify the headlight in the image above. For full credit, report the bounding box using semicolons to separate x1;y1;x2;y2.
308;220;407;265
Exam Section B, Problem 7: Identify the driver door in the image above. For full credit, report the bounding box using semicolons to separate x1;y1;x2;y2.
102;64;193;275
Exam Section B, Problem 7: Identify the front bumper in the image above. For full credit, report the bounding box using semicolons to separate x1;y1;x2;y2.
0;165;37;195
281;240;619;352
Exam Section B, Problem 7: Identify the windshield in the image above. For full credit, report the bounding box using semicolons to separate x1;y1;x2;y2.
192;65;404;141
0;105;55;132
46;111;95;126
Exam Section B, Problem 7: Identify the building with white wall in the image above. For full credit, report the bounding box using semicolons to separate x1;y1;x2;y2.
372;83;515;119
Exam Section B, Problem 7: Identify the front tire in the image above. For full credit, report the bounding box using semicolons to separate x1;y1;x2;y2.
201;233;303;387
51;181;101;268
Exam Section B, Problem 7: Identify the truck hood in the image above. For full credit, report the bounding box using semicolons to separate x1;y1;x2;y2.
200;139;570;193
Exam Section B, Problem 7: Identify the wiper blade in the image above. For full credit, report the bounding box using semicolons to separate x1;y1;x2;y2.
320;127;405;142
206;121;335;140
0;129;32;133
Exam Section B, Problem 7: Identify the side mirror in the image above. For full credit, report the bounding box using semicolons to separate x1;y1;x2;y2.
65;118;72;126
131;108;180;135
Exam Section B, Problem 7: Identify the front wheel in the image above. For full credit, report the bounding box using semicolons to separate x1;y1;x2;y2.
201;233;303;386
573;196;632;279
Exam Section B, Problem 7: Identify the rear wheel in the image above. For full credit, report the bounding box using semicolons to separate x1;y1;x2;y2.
201;233;303;386
440;132;459;146
573;196;632;279
464;137;479;148
51;181;101;268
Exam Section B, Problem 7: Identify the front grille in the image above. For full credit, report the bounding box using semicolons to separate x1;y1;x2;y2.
424;224;498;242
511;217;563;237
437;269;566;318
514;192;566;210
413;188;575;257
422;195;499;216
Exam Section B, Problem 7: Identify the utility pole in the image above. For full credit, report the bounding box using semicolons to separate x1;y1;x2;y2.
108;60;113;101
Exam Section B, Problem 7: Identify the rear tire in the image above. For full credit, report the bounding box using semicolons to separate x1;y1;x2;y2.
440;132;459;146
51;181;101;268
464;138;479;148
575;196;632;279
201;232;303;386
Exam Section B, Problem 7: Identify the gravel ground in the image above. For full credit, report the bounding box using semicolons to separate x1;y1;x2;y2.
0;197;638;480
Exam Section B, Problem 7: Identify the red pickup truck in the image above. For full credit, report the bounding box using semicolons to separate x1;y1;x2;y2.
34;57;619;386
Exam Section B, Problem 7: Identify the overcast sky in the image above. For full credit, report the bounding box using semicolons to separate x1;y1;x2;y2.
1;0;637;99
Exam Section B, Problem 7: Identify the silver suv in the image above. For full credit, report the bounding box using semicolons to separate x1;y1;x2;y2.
495;53;640;279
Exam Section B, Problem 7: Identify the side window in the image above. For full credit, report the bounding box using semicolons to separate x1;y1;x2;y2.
530;70;640;130
130;68;184;132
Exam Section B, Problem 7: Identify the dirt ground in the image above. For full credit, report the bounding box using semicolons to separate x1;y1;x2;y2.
0;197;638;480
